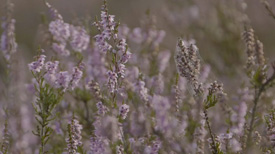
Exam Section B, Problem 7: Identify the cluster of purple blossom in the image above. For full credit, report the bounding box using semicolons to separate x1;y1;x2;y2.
47;2;90;56
2;0;275;154
0;1;17;63
28;54;83;91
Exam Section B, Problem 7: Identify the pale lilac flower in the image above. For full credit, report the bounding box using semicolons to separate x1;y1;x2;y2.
1;18;17;61
93;4;117;53
66;118;83;154
117;64;126;78
45;2;63;20
230;138;242;152
96;102;108;116
146;29;158;44
152;95;170;132
55;71;70;89
45;61;59;74
93;116;119;142
129;28;144;44
100;10;115;35
231;101;247;135
217;133;233;151
119;104;129;119
86;47;107;83
54;121;63;135
217;133;233;141
157;50;171;73
44;61;59;86
89;137;109;154
120;50;132;64
52;43;70;56
118;24;130;39
28;55;46;73
107;71;118;93
144;140;161;154
49;19;70;43
135;80;149;102
70;67;83;90
44;73;57;86
117;39;127;53
25;78;38;94
153;30;166;47
94;34;112;53
152;141;162;153
70;26;90;52
196;114;207;154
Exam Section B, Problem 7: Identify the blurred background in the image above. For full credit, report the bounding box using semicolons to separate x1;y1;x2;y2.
0;1;275;153
1;0;275;88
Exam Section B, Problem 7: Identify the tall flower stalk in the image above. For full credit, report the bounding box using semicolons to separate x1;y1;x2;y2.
31;72;64;153
242;28;275;149
175;38;226;153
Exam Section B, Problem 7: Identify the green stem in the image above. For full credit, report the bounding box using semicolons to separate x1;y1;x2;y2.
246;72;275;149
203;109;218;154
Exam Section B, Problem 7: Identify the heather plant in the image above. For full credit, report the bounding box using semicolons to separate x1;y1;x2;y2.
2;0;275;153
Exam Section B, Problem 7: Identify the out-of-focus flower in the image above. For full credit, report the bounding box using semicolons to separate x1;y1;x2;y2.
157;50;171;73
1;19;17;62
152;30;166;47
152;95;170;132
70;26;90;52
151;74;164;94
144;140;161;154
118;24;130;39
129;28;144;44
94;116;120;142
196;114;207;154
52;43;70;56
231;101;247;135
135;80;149;102
0;0;17;62
96;102;109;116
45;2;63;20
230;138;242;152
89;137;109;154
55;71;70;90
49;19;71;43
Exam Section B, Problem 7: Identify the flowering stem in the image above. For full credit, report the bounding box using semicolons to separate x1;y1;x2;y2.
203;109;218;154
261;0;275;21
246;71;275;148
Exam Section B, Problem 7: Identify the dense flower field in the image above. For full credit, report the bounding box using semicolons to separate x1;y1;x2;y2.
1;0;275;153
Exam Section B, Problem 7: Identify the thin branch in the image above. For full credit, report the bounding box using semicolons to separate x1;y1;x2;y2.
261;0;275;20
